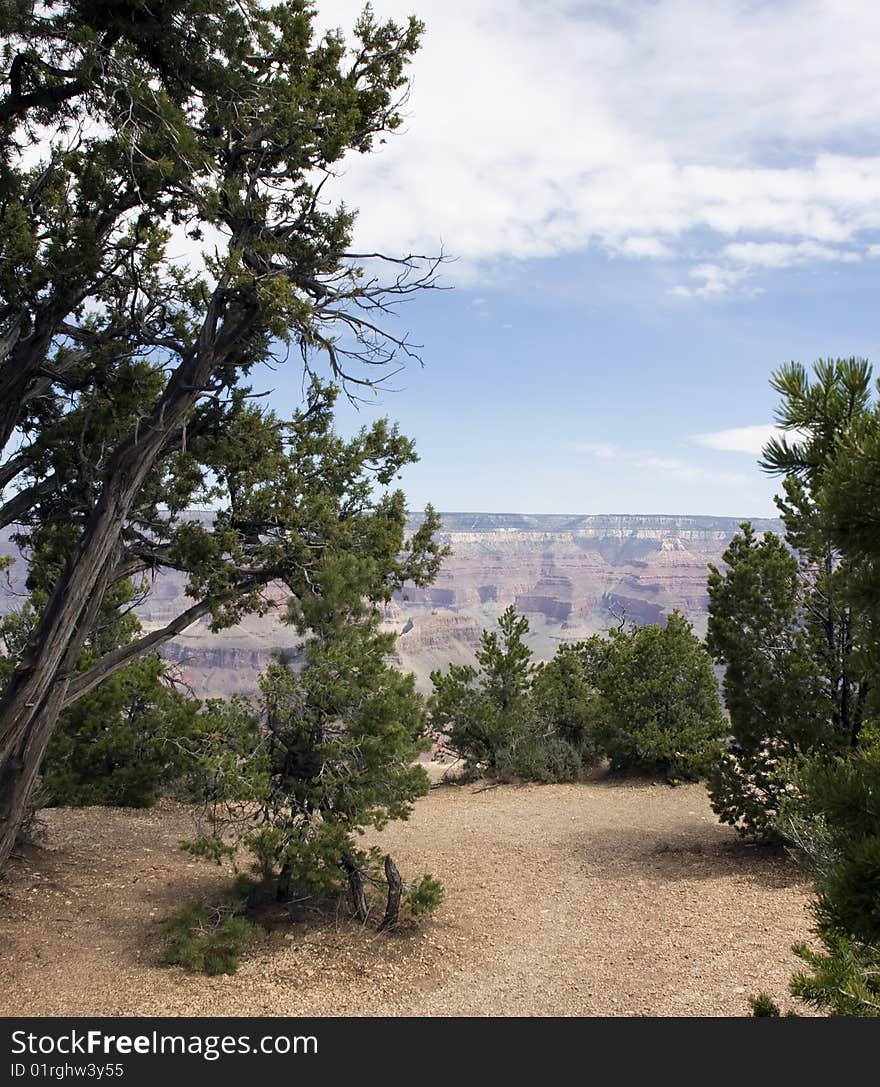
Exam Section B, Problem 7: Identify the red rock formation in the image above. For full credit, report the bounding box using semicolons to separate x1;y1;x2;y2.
1;513;782;696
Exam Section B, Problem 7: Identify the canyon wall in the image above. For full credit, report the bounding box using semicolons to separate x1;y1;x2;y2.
1;512;782;696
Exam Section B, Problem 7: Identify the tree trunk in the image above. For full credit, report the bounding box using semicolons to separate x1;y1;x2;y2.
0;685;66;868
342;854;368;923
276;862;292;903
0;546;122;870
0;305;236;873
378;854;402;931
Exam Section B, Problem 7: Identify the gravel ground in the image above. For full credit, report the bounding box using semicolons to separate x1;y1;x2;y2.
0;779;812;1016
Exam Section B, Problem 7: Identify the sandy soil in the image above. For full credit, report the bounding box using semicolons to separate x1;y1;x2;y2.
0;779;812;1017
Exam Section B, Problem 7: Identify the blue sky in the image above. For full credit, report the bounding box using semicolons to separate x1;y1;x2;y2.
264;1;880;518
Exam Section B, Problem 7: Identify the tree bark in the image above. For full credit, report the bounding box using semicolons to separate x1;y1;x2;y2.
378;854;402;931
0;294;248;873
276;862;292;903
62;583;264;709
0;683;66;863
342;854;368;923
0;543;123;868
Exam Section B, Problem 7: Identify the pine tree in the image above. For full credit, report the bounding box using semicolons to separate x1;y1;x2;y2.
741;359;880;1014
707;360;873;838
776;745;880;1016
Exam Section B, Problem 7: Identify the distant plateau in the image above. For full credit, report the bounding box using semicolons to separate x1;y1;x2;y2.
1;512;782;697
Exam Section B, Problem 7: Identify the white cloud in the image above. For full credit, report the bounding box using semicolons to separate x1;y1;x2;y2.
312;1;880;295
692;424;781;455
722;240;862;268
633;453;750;488
574;441;620;461
671;263;751;299
574;440;750;488
614;236;675;260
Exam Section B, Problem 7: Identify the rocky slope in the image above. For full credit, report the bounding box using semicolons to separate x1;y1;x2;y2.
1;512;781;696
386;513;782;687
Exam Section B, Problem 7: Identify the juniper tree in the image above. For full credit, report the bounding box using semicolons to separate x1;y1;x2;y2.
38;654;203;808
531;642;602;763
0;0;443;867
184;570;444;923
589;611;724;779
707;360;873;838
429;605;536;774
0;557;209;807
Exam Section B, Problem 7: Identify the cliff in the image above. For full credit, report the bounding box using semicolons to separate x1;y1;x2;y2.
1;512;781;696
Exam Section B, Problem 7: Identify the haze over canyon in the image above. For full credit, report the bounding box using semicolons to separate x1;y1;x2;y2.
2;513;781;697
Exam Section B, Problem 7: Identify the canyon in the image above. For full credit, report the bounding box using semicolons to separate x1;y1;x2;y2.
1;512;780;697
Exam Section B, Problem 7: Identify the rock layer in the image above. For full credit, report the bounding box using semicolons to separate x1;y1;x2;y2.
1;512;781;696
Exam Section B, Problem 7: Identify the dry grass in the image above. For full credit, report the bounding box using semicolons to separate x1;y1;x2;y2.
0;778;812;1017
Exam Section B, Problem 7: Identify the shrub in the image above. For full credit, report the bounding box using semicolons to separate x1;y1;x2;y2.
494;730;583;784
434;608;722;784
591;612;725;779
772;745;880;1016
184;577;442;926
407;874;444;916
749;993;782;1017
159;900;259;976
40;655;207;808
431;608;596;782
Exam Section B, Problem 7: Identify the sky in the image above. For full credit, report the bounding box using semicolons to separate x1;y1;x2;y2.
261;0;880;518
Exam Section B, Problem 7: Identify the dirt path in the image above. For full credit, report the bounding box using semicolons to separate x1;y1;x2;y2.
0;780;811;1016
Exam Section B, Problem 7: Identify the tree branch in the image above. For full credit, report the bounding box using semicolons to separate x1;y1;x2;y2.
0;72;85;125
0;474;59;529
61;579;264;708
